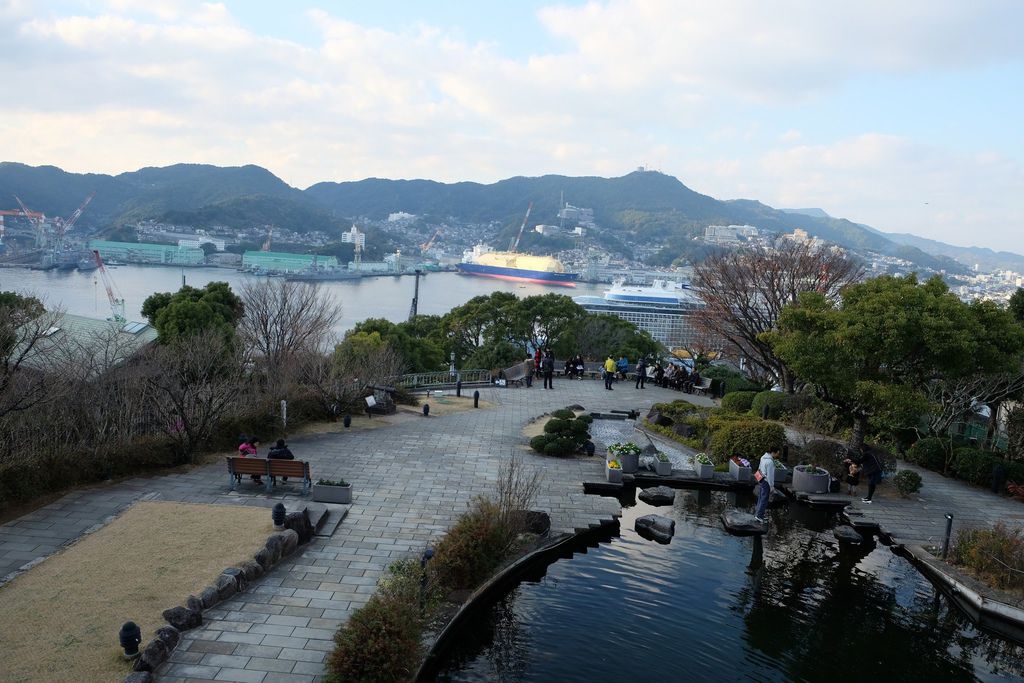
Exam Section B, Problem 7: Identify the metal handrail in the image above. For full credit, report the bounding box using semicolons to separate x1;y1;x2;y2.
390;369;491;388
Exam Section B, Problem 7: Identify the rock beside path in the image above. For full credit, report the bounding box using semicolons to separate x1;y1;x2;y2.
721;509;765;536
834;525;864;544
638;486;677;506
635;514;675;543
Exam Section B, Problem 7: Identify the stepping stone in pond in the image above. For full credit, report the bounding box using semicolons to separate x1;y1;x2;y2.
833;525;864;545
721;509;765;536
635;514;675;544
638;486;676;506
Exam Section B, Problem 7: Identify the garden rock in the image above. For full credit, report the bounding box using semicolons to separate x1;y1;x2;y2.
199;586;219;609
240;559;263;581
154;625;180;650
672;423;695;438
641;443;659;456
834;525;864;545
162;606;201;631
215;572;238;600
635;514;675;543
285;510;315;544
720;509;765;536
186;595;203;613
517;510;551;535
277;529;300;555
567;404;585;411
122;672;153;683
264;534;284;564
133;638;168;672
638;486;676;506
253;547;271;570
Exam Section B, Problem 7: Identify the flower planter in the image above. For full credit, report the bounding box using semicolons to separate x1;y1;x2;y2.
774;466;792;484
792;466;829;494
694;462;715;480
606;465;623;484
729;458;751;483
620;452;640;474
655;459;672;476
312;483;352;504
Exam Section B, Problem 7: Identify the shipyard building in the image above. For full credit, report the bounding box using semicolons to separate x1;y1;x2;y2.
88;240;205;265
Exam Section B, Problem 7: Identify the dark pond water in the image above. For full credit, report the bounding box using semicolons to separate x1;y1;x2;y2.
434;490;1024;683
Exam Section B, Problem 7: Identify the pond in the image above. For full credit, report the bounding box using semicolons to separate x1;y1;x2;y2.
432;489;1024;682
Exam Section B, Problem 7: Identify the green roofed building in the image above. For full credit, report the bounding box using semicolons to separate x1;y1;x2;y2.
242;251;339;274
88;240;205;265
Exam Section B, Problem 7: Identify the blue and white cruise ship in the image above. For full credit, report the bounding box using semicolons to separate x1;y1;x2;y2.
574;279;703;350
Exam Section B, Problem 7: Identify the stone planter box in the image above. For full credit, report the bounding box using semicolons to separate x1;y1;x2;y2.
620;452;640;474
312;483;352;504
607;465;623;484
774;466;792;484
792;466;829;494
655;459;672;476
729;459;751;482
694;462;715;480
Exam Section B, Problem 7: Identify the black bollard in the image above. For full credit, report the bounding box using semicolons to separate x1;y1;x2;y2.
423;404;430;417
942;513;954;559
992;463;1007;494
456;380;462;397
585;441;595;456
473;390;480;408
343;414;351;429
272;503;286;529
119;621;142;659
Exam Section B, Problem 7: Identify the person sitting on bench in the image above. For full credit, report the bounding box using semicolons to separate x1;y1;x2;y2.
268;438;295;483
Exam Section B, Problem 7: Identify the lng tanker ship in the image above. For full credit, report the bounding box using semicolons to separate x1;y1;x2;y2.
457;244;578;286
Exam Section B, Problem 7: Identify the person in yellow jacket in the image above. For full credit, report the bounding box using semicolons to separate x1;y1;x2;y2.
603;356;616;390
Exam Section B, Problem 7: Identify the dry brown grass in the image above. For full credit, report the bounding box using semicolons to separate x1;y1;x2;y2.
398;394;491;417
0;501;273;683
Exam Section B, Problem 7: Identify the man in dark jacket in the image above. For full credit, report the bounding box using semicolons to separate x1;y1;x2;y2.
541;350;555;390
268;438;295;483
860;449;884;503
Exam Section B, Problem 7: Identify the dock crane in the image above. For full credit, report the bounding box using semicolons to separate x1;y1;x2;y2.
261;225;273;252
93;249;126;323
508;202;533;252
55;193;95;249
14;195;47;247
420;228;442;253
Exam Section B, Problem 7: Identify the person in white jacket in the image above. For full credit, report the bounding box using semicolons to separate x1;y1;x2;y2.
754;447;780;523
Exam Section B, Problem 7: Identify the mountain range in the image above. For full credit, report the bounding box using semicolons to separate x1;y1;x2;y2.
1;161;1018;274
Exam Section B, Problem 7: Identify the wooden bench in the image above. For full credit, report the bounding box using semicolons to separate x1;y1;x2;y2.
692;377;713;396
226;457;312;495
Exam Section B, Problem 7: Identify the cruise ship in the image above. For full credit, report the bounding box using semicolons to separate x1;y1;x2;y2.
574;279;703;349
457;244;578;287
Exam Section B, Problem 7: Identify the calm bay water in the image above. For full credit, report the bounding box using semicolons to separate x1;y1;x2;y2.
435;492;1024;683
0;266;608;336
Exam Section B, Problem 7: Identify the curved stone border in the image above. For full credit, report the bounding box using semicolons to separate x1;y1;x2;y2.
123;509;317;681
414;517;619;682
898;544;1024;644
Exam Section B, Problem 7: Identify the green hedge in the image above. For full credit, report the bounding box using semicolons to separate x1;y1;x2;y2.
531;415;591;456
721;391;757;414
708;420;786;462
906;437;948;472
701;366;762;394
749;391;812;420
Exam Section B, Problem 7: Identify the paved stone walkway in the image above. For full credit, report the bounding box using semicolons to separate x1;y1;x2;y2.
0;378;694;682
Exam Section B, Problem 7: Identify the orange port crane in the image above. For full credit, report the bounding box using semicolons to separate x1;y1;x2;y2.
55;193;95;246
420;228;441;252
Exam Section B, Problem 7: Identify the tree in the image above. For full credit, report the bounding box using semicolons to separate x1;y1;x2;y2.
440;292;523;364
345;318;443;373
142;282;244;342
553;313;662;361
1010;288;1024;325
0;292;63;420
693;239;863;392
238;279;342;378
514;293;586;352
768;274;1024;452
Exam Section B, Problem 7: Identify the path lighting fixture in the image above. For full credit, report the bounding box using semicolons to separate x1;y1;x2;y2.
272;503;286;529
423;404;430;417
119;621;142;659
942;513;954;559
420;547;435;615
473;390;480;408
456;380;462;397
343;414;351;428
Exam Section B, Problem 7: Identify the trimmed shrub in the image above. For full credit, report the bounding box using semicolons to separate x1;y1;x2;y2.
701;365;762;394
708;420;786;463
532;415;591;456
530;434;552;451
721;391;757;414
797;439;848;469
906;437;948;472
749;391;811;420
951;447;999;486
893;470;923;497
550;409;576;420
543;418;571;434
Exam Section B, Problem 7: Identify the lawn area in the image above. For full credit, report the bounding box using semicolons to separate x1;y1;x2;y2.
0;501;273;683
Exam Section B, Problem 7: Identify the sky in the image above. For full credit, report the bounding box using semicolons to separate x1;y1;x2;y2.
1;1;1022;253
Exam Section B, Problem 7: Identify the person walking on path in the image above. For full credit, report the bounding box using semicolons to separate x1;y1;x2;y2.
603;355;616;390
635;357;648;389
754;447;779;523
541;350;555;390
860;449;884;503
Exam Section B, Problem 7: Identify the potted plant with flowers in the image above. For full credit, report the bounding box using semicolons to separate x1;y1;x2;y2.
607;459;623;483
728;456;752;482
792;465;830;494
609;442;642;474
654;452;672;476
693;452;714;480
312;478;352;504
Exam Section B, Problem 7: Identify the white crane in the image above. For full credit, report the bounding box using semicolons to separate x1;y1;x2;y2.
93;249;126;323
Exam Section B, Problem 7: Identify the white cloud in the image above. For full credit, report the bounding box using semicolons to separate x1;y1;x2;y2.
0;1;1022;252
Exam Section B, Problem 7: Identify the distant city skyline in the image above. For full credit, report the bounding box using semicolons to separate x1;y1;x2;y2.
1;1;1022;252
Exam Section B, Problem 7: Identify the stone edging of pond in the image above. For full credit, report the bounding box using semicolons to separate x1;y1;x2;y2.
121;507;318;683
413;517;620;683
897;544;1024;645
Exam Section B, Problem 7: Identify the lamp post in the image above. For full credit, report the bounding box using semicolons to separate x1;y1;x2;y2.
420;547;435;615
272;503;286;530
449;352;456;382
119;621;142;659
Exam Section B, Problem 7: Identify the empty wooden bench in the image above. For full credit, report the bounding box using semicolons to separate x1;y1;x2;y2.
692;377;713;396
226;457;312;495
